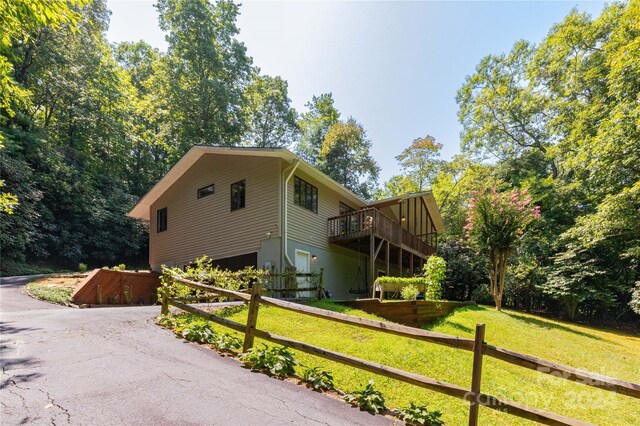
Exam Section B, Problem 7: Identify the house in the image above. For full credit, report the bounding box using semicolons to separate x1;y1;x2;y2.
127;146;444;299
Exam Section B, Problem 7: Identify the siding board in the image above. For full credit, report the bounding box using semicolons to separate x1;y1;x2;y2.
149;154;280;269
287;169;365;250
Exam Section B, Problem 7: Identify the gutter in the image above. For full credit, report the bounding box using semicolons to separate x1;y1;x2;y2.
281;160;300;269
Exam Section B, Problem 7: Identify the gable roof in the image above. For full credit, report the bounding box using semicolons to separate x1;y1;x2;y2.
127;146;444;234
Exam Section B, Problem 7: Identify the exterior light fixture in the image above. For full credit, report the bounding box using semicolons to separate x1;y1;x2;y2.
311;255;317;260
401;215;406;222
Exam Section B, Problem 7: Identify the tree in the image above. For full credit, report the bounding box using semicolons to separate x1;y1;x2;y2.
113;41;170;197
318;118;380;199
423;256;446;300
156;0;253;156
465;187;540;310
242;74;299;148
395;136;443;192
456;40;557;177
296;93;340;164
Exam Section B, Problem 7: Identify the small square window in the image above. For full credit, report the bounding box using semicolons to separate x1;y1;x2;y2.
231;180;245;211
197;184;215;199
157;207;167;233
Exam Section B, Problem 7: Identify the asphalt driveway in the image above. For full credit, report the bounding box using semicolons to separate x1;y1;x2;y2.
0;276;394;425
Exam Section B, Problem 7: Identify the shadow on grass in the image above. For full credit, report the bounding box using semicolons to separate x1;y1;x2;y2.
422;304;485;332
503;311;606;341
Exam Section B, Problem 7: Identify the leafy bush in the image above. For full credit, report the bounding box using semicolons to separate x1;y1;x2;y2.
401;284;420;300
181;323;218;344
344;380;386;414
157;314;179;328
302;366;334;391
470;284;493;305
241;344;298;377
160;255;266;301
375;276;425;287
78;262;88;273
112;264;126;271
423;256;446;300
399;402;444;425
215;333;243;352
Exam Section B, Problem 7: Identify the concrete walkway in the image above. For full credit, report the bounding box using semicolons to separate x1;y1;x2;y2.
0;276;394;425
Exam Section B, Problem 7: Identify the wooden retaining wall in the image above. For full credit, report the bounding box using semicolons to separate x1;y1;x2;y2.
338;299;475;327
72;269;160;306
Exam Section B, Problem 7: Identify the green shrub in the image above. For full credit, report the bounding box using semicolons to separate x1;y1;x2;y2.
181;323;218;344
423;256;446;300
215;333;242;352
157;314;179;328
375;276;425;287
470;283;493;305
302;366;334;391
160;255;266;301
344;380;386;413
241;344;297;377
78;262;88;273
399;402;444;425
112;264;126;271
401;284;420;300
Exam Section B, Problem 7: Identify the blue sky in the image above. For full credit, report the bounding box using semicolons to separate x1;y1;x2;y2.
106;0;607;182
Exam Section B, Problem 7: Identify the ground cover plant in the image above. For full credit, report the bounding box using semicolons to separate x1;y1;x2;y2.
25;276;85;305
344;380;386;413
26;283;74;305
159;300;640;425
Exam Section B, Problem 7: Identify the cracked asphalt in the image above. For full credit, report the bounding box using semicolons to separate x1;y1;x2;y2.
0;276;395;425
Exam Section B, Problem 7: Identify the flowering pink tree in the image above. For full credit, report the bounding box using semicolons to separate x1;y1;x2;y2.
464;188;540;310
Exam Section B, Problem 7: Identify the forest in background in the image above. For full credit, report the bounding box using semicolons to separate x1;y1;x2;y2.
1;0;638;323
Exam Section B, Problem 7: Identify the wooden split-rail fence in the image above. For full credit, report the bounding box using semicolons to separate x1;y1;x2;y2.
160;276;640;426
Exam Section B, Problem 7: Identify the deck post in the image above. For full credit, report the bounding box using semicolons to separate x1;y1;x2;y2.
318;268;324;299
385;241;390;276
468;323;486;426
369;233;375;293
160;284;169;315
398;248;403;277
243;280;263;353
409;253;414;276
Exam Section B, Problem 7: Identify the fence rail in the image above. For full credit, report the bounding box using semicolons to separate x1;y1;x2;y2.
161;276;640;426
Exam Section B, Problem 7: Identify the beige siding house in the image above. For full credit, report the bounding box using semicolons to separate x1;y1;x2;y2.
128;146;444;300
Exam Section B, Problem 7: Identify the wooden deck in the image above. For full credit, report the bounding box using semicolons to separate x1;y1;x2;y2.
327;207;435;258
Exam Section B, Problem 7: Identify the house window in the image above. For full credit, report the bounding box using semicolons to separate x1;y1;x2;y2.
197;184;215;199
231;180;245;211
339;202;355;215
157;207;167;233
294;176;318;213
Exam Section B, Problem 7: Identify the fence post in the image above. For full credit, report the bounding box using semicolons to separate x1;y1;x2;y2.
160;285;169;315
243;279;262;353
468;323;486;426
318;268;324;299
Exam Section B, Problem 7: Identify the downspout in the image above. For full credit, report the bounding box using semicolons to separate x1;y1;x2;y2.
281;160;300;269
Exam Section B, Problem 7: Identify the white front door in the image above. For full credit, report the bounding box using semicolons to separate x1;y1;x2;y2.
295;250;311;294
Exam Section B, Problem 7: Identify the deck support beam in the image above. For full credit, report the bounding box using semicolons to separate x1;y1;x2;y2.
369;233;375;290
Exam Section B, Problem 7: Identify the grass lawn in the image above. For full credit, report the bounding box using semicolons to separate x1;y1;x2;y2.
167;301;640;425
26;276;85;305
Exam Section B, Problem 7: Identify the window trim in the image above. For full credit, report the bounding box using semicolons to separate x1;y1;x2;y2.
197;183;215;199
294;176;318;214
156;207;167;233
230;179;246;211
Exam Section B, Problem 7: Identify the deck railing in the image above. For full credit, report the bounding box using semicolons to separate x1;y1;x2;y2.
327;207;433;255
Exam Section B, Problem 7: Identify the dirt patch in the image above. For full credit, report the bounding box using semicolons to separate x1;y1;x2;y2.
30;275;88;289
